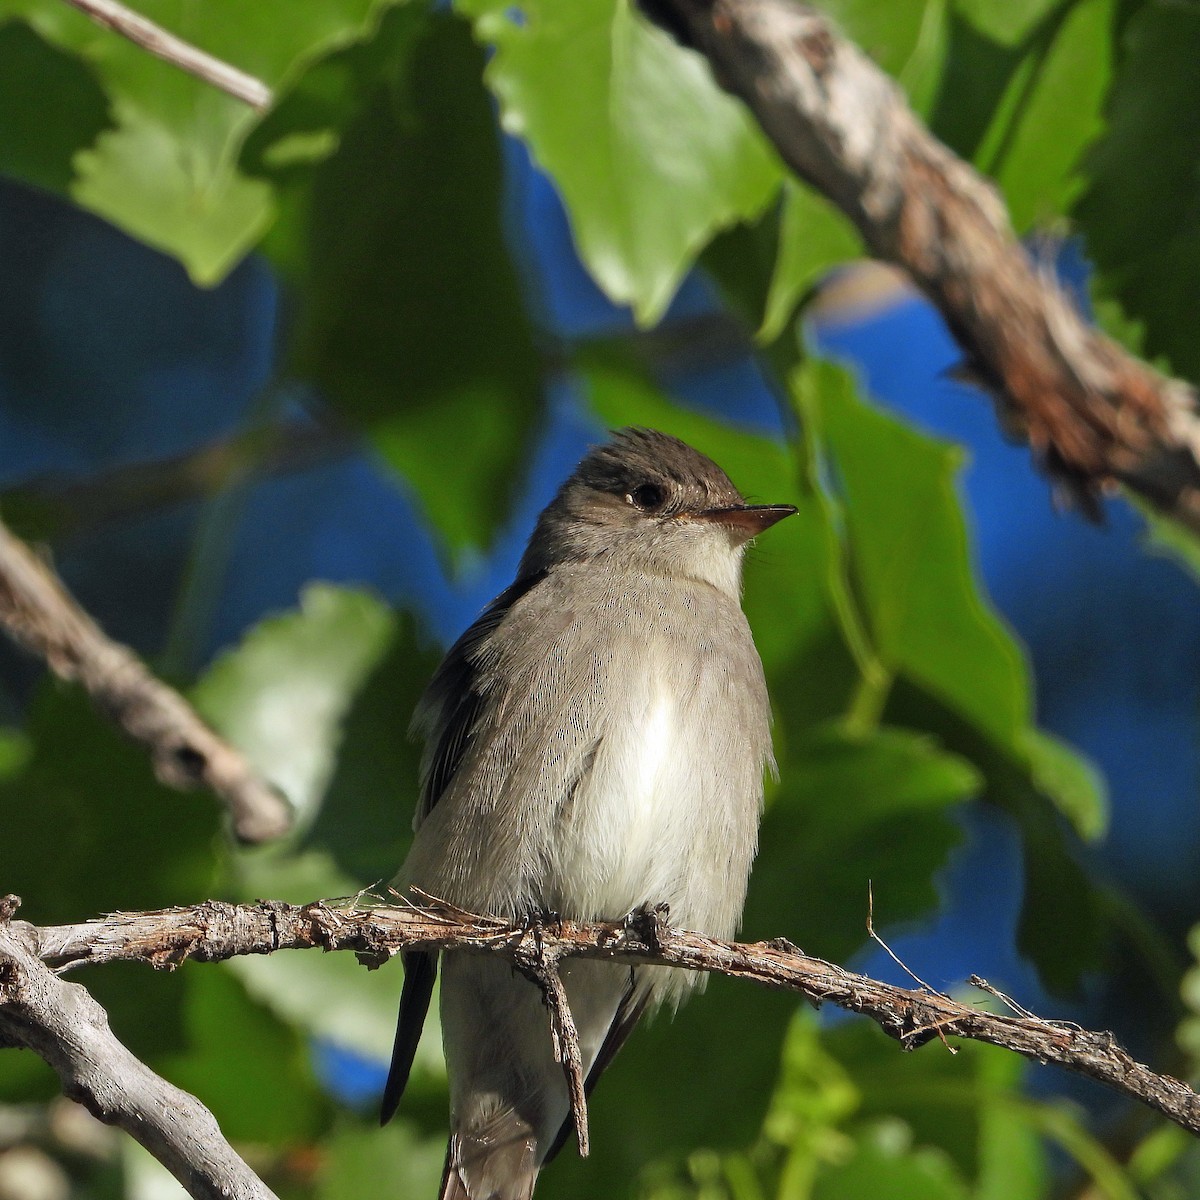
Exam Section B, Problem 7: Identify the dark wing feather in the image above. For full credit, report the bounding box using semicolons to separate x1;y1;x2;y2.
414;570;547;825
544;971;650;1162
382;571;548;1125
380;950;437;1125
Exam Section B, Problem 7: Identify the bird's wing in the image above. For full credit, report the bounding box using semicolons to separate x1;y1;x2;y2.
412;570;547;827
382;571;548;1124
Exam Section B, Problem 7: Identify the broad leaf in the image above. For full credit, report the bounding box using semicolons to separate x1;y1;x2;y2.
0;20;113;193
1076;0;1200;382
192;583;393;823
931;0;1113;232
0;0;396;281
458;0;781;324
243;7;543;550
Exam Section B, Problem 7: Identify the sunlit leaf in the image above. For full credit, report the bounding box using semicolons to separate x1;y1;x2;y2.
458;0;781;324
0;0;396;281
192;583;393;823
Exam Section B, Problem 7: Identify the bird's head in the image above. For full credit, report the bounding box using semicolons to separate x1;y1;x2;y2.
519;427;795;596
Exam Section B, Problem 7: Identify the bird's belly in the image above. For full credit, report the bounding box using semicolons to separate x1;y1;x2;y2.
544;686;735;931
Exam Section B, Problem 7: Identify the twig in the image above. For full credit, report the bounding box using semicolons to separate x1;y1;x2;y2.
644;0;1200;530
58;0;270;109
0;520;292;844
18;894;1200;1140
0;902;275;1200
866;883;957;1054
513;924;590;1157
866;880;938;995
968;973;1038;1021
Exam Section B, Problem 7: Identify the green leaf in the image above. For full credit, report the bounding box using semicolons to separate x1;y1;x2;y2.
243;6;543;550
0;20;113;193
986;0;1113;231
161;966;328;1143
192;583;394;823
808;2;950;118
0;684;223;1072
1174;924;1200;1066
807;359;1028;745
1075;1;1200;382
224;849;430;1065
930;0;1114;232
0;728;29;781
0;0;396;282
760;182;863;344
458;0;781;324
793;360;1107;990
306;619;441;886
956;0;1066;46
0;685;220;925
814;1141;970;1200
828;1022;1039;1190
1020;728;1107;841
1141;502;1200;584
316;1119;446;1200
745;726;978;960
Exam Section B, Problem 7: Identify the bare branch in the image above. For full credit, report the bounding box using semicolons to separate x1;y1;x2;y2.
0;910;275;1200
644;0;1200;529
59;0;270;109
510;921;591;1156
23;895;1200;1140
0;520;292;843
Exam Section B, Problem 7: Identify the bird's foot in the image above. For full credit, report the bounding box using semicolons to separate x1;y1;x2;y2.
622;902;670;951
520;906;565;943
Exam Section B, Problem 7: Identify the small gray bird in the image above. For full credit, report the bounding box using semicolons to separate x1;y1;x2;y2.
381;428;795;1200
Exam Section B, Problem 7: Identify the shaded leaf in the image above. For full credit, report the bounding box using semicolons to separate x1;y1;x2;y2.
0;685;219;924
307;617;441;886
161;965;328;1143
744;726;978;960
0;20;113;193
316;1118;446;1200
1076;1;1200;382
243;6;543;550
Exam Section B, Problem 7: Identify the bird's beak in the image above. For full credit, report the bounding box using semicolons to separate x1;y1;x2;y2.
691;504;798;542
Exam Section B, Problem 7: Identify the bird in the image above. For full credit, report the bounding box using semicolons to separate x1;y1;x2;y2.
380;427;795;1200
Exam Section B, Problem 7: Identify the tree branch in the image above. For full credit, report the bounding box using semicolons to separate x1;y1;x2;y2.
0;519;292;843
644;0;1200;529
22;895;1200;1142
59;0;270;110
0;902;275;1200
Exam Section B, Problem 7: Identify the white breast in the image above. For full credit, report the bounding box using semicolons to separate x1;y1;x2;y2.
546;679;703;921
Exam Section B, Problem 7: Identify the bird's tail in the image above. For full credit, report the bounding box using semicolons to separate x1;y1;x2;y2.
439;1116;540;1200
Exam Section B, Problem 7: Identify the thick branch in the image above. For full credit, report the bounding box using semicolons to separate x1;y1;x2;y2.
646;0;1200;527
0;916;274;1200
59;0;270;109
24;896;1200;1140
0;520;292;843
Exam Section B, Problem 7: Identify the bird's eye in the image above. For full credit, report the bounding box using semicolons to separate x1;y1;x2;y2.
626;483;667;512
